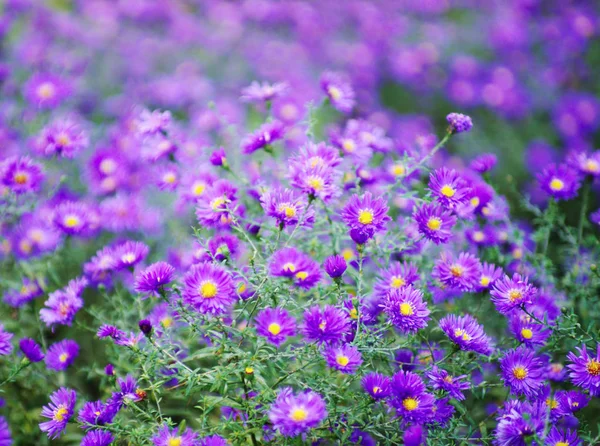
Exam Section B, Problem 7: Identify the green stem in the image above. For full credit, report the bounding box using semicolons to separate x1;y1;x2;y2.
578;178;591;244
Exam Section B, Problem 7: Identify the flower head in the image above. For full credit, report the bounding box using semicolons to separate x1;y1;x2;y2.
537;163;581;201
81;430;115;446
195;179;238;227
446;112;473;133
135;262;176;295
242;121;285;154
1;156;44;195
45;339;80;371
500;347;546;398
470;153;497;173
374;261;419;298
24;73;70;109
151;424;199;446
340;192;390;235
19;338;44;362
320;71;355;113
114;241;149;270
439;314;493;355
39;388;76;439
413;203;456;244
567;344;600;396
323;255;347;279
388;370;436;423
302;305;351;345
433;251;482;292
427;366;470;401
381;285;430;334
361;372;391;400
429;167;471;208
241;81;288;103
0;417;11;446
490;273;537;315
261;188;313;228
36;117;88;158
268;387;327;437
269;248;321;290
323;344;362;374
545;427;582;446
182;263;236;315
53;201;97;236
255;307;296;347
0;325;13;356
40;277;88;328
477;262;503;291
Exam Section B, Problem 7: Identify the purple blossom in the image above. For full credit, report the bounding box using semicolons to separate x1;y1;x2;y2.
255;307;296;347
241;81;288;103
268;387;327;437
381;285;430;334
39;388;76;439
427;367;470;401
242;121;285;154
439;314;493;355
340;192;390;234
361;372;391;400
1;156;44;195
320;71;355;113
301;305;351;345
19;338;44;362
81;430;115;446
323;254;347;279
151;424;199;446
182;263;236;315
490;273;537;315
135;262;176;295
429;167;471;208
567;344;600;397
446;112;473;133
433;251;482;292
323;344;363;374
499;347;546;398
388;370;436;423
413;203;456;244
537;163;582;201
45;339;80;371
0;325;13;356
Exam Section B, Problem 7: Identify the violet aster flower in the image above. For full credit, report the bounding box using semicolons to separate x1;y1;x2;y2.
340;192;390;234
323;255;347;279
433;251;482;292
113;240;149;270
45;339;79;371
500;347;546;398
556;390;589;414
241;81;288;103
537;163;581;201
39;387;76;439
545;427;582;446
135;262;176;295
1;156;44;195
374;261;419;298
569;150;600;177
135;109;172;136
39;277;88;327
242;120;285;154
446;112;473;133
209;147;227;167
81;430;115;446
381;285;430;334
490;273;537;315
427;366;470;401
151;424;199;446
508;313;550;348
590;209;600;226
0;325;13;356
268;387;327;437
477;262;503;291
97;325;126;341
182;263;235;315
362;372;391;400
320;71;355;113
288;142;342;202
195;179;238;227
260;187;314;228
84;245;118;286
0;417;11;446
470;153;497;173
413;203;456;244
36;117;88;158
403;424;426;446
494;400;545;446
52;200;96;235
388;370;436;423
3;278;44;308
323;344;362;374
255;307;296;347
429;397;455;427
23;73;70;109
207;233;240;262
19;338;44;362
199;435;228;446
439;314;493;355
429;167;471;208
301;304;351;345
566;344;600;396
77;400;116;427
269;247;321;290
156;166;180;191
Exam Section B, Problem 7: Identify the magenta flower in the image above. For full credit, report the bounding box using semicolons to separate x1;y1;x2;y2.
320;71;355;113
567;344;600;397
301;305;351;345
537;163;581;201
81;430;115;446
261;188;314;228
374;261;419;298
114;241;149;270
288;142;341;202
151;424;199;446
269;247;321;290
241;81;288;103
0;325;13;356
413;202;456;244
470;153;497;173
439;314;493;355
477;262;503;291
39;388;76;439
340;192;390;234
499;347;546;398
52;201;97;236
135;261;176;295
323;344;362;374
323;255;347;279
242;120;285;154
1;156;44;195
388;370;436;423
433;251;482;292
446;112;473;133
381;285;430;334
427;366;470;401
268;387;327;437
182;263;236;315
45;340;80;371
195;179;238;227
255;307;296;347
39;277;88;328
490;273;537;315
361;372;391;400
429;167;471;208
35;117;88;158
23;73;70;109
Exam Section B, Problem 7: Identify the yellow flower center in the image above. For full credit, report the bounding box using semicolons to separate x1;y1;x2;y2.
19;240;32;253
512;366;528;380
358;210;374;225
470;196;480;207
521;328;533;339
63;215;80;228
549;178;565;191
512;248;523;259
14;172;28;184
342;139;356;152
585;160;600;172
336;355;350;366
268;323;281;335
450;265;463;277
454;328;471;341
546;398;559;409
121;253;136;263
279;205;296;218
349;308;358;319
59;353;69;363
508;289;522;302
295;271;308;280
307;176;324;191
427;217;441;230
551;363;563;373
211;197;226;210
192;182;206;196
473;231;485;242
391;164;405;176
402;397;418;411
444;375;453;383
399;302;413;316
373;386;381;394
341;248;354;261
161;317;173;328
555;442;569;446
283;262;296;273
37;82;56;99
53;407;68;422
480;276;490;287
200;281;218;298
245;367;254;374
390;276;405;288
328;86;342;101
56;132;71;146
319;321;326;331
586;359;600;376
99;159;117;174
163;172;177;184
290;407;308;422
167;437;182;446
440;185;455;197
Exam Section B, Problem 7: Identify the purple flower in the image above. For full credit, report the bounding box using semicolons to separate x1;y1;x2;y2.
301;305;351;345
388;370;436;423
429;167;471;208
320;71;355;113
433;252;482;292
413;203;456;244
135;262;176;295
19;338;44;362
39;277;88;328
340;192;390;234
261;188;313;228
77;400;116;427
567;344;600;396
545;427;582;446
439;314;493;355
477;262;503;291
569;150;600;177
374;261;419;298
199;435;228;446
135;109;172;136
0;417;11;446
494;400;545;446
39;387;76;439
36;117;88;158
500;347;546;398
114;241;149;270
195;179;238;227
209;147;227;167
242;120;285;154
45;339;80;371
255;307;296;347
81;430;115;446
470;153;497;173
508;313;550;348
1;156;44;195
403;424;426;446
381;285;430;334
151;424;199;446
323;255;347;279
182;263;236;315
97;325;126;341
490;273;537;315
269;248;321;290
556;390;589;414
537;163;582;201
84;245;118;286
52;200;96;236
427;366;470;401
288;142;341;202
0;325;13;356
446;112;473;133
361;372;391;400
241;81;288;103
591;209;600;226
323;344;362;374
23;73;70;109
268;387;327;437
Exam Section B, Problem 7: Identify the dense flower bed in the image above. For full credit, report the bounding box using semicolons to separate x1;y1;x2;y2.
1;1;600;445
